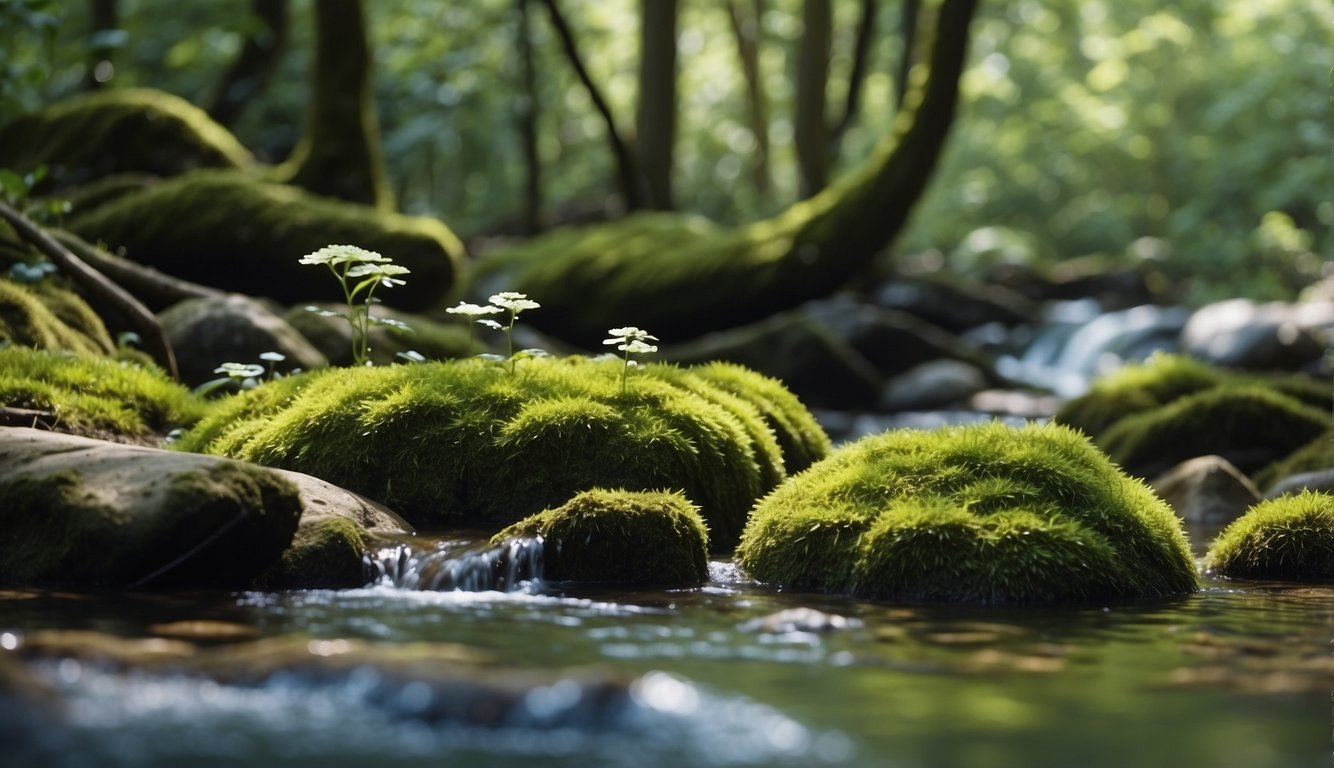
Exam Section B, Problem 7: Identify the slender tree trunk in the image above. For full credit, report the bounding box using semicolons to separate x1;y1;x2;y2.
516;0;542;234
794;0;831;198
207;0;289;128
635;0;678;210
83;0;118;90
828;0;878;156
0;202;177;378
538;0;643;211
726;0;771;196
896;0;921;108
281;0;394;210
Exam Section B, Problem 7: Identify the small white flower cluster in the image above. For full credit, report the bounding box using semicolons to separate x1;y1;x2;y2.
603;326;659;355
446;292;543;368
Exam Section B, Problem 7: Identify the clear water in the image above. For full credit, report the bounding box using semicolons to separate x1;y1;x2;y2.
1;532;1328;768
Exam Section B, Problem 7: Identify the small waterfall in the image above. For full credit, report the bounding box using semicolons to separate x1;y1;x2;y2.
368;536;545;592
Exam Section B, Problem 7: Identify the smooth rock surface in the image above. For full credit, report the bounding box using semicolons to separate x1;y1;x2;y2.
159;293;327;386
1150;455;1261;526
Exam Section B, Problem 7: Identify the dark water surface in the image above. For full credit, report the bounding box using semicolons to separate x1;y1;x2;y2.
1;533;1328;768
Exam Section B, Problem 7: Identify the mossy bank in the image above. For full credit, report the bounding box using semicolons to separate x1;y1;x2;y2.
736;421;1198;604
175;356;827;550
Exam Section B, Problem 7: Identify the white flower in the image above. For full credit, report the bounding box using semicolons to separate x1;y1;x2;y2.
214;362;265;379
489;292;541;313
477;319;503;330
299;244;387;266
446;301;503;318
603;327;659;347
618;340;658;354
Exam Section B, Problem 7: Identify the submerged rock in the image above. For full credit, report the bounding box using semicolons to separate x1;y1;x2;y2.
174;357;827;550
1204;491;1334;581
736;421;1198;604
493;488;709;586
66;169;464;311
0;428;301;588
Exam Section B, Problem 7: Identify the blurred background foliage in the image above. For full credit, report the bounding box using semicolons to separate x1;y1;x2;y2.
3;0;1329;304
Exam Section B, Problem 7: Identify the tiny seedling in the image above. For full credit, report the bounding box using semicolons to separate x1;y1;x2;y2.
299;244;411;367
487;292;541;373
603;326;658;394
445;301;503;356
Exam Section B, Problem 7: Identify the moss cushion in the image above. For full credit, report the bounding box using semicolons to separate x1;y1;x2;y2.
1204;491;1334;581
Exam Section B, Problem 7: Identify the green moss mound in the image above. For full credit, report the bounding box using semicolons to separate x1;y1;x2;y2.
688;361;831;475
1254;428;1334;492
493;488;709;585
0;347;207;438
175;356;826;549
256;515;367;589
0;87;253;190
736;421;1198;604
1098;387;1329;477
66;170;463;311
0;279;115;356
1204;491;1334;581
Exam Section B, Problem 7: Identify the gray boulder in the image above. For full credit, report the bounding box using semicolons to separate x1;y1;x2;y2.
159;293;327;386
1150;455;1261;526
0;427;302;588
1182;298;1329;371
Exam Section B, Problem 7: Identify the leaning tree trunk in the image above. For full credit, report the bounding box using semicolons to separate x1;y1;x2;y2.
794;0;832;198
280;0;393;210
206;0;289;128
726;0;772;197
468;0;979;345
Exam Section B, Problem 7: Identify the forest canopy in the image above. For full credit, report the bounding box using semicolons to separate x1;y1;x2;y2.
3;0;1328;304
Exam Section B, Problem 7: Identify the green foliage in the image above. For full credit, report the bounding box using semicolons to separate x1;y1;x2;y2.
736;421;1198;604
492;488;709;585
1055;354;1224;439
174;356;827;549
0;0;62;117
1203;491;1334;581
0;346;208;437
300;244;412;367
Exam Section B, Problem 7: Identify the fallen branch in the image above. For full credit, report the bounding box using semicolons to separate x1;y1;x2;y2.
0;200;179;378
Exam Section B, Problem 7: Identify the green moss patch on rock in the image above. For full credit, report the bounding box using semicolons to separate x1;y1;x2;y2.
0;279;115;357
492;488;709;585
1098;387;1329;478
0;347;207;439
1204;491;1334;581
0;87;253;191
175;356;827;550
0;428;301;588
736;421;1198;604
66;169;463;311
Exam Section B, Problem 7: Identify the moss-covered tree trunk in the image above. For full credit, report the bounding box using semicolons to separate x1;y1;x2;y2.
280;0;393;210
468;0;980;345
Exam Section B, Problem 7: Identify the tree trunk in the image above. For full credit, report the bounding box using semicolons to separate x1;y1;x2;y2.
539;0;643;212
280;0;394;210
635;0;679;210
726;0;771;197
83;0;118;91
794;0;832;198
206;0;289;128
828;0;878;156
469;0;980;345
896;0;921;108
515;0;542;234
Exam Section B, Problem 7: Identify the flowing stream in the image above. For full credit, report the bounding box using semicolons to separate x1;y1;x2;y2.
1;531;1328;768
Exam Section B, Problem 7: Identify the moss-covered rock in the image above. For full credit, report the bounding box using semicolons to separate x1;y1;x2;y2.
0;88;253;191
0;347;207;439
0;279;115;356
1098;387;1329;478
159;294;328;387
492;488;709;585
66;170;463;311
253;469;412;589
1203;491;1334;581
175;356;827;550
0;427;301;588
736;422;1198;604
